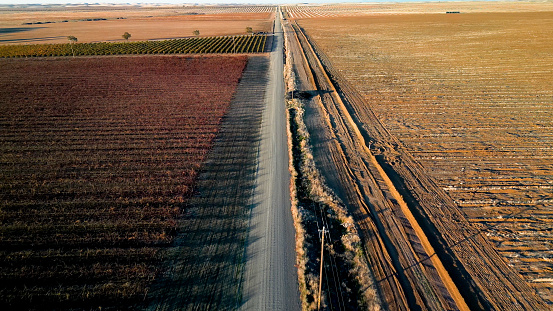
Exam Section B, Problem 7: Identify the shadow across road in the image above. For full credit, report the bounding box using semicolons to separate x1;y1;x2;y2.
145;56;270;311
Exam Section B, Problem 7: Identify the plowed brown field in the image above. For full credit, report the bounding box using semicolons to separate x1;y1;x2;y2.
298;9;553;305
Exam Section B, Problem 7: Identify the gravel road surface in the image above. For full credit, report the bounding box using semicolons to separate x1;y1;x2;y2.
240;11;301;311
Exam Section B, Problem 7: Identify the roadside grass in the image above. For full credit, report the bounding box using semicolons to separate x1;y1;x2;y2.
283;18;381;311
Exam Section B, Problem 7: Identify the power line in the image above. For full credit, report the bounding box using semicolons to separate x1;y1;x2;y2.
317;226;328;311
318;206;346;311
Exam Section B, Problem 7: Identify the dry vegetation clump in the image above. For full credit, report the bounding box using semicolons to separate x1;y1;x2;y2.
0;55;247;310
284;30;381;309
299;10;553;304
288;97;379;311
287;99;380;310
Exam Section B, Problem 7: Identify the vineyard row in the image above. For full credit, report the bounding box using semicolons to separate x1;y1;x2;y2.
0;34;267;58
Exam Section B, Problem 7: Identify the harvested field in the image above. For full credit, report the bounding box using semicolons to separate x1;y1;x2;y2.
297;7;553;306
0;55;248;309
0;34;268;57
283;2;553;19
0;6;274;45
287;19;469;310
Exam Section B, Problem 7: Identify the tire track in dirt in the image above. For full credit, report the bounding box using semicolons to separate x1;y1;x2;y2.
282;19;407;311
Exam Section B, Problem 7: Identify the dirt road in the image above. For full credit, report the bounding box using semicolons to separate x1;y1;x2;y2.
240;11;301;311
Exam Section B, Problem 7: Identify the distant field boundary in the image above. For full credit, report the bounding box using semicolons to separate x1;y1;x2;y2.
0;34;267;57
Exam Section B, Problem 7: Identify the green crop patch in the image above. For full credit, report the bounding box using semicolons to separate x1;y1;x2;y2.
0;34;267;58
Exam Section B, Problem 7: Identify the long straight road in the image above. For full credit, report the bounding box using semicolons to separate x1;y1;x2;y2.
240;9;301;311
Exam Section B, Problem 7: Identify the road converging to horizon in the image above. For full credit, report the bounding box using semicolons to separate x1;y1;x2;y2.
240;10;301;311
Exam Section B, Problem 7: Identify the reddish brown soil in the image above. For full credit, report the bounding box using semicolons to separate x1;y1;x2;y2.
298;9;553;305
0;55;247;309
284;1;553;19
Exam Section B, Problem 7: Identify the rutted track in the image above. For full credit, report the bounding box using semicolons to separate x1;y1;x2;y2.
285;15;549;311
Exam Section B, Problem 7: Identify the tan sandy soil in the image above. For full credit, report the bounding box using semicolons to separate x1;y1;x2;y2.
297;6;553;305
0;8;273;44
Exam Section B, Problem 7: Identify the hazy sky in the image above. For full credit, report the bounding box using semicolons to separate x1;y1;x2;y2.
0;0;477;5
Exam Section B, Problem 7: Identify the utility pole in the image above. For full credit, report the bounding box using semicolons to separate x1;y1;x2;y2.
317;226;327;310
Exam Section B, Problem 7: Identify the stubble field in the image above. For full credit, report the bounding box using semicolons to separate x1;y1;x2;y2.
0;55;247;309
297;6;553;305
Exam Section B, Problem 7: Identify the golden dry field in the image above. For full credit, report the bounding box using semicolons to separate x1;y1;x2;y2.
294;3;553;305
0;5;274;45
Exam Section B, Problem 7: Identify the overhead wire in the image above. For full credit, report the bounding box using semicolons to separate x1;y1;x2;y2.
317;203;346;311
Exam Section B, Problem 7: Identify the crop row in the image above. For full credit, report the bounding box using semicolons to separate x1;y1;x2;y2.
187;5;276;14
0;56;248;309
0;34;267;58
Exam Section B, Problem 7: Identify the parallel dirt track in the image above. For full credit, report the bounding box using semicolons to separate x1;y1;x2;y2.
286;19;463;311
285;14;549;311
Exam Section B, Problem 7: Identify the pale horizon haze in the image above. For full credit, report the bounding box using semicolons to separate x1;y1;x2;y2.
0;0;501;5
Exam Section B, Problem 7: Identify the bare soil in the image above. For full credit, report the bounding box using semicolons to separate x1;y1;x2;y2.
287;19;471;310
297;6;553;307
284;1;553;19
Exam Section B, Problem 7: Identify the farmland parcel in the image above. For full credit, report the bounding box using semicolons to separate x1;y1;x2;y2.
296;6;553;306
0;5;274;45
0;56;253;309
